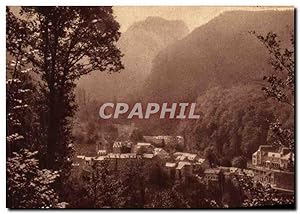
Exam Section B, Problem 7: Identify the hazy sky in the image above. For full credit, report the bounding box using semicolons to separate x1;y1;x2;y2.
113;6;293;32
9;6;293;33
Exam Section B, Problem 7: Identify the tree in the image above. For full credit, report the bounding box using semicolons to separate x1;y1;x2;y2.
231;156;247;169
7;150;64;208
130;129;145;143
121;160;148;208
6;44;64;208
172;176;221;208
6;8;40;155
204;147;218;167
236;30;295;208
250;31;294;151
236;173;294;208
81;160;124;208
7;6;124;171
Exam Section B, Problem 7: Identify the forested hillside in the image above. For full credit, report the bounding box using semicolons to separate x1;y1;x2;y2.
135;11;294;158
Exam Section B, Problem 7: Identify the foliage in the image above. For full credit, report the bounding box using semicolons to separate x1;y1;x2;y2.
7;6;123;171
231;156;247;169
250;31;294;107
7;150;62;208
66;158;224;208
181;85;278;162
234;31;295;207
236;173;294;207
130;129;145;143
6;53;64;207
251;31;294;151
81;160;125;208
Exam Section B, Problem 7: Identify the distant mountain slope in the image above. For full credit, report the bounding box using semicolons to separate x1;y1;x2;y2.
135;10;294;156
76;16;189;101
143;10;294;102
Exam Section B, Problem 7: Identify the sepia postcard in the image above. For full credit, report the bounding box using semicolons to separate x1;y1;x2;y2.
6;6;295;209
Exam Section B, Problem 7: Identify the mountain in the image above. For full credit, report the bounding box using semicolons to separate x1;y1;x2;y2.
143;10;294;103
76;16;189;102
136;10;294;163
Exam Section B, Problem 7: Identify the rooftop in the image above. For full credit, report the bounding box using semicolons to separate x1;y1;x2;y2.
204;168;221;174
174;152;197;161
97;150;107;154
176;161;191;170
165;162;176;168
282;152;294;161
143;153;155;159
95;156;106;161
136;142;152;146
113;141;123;148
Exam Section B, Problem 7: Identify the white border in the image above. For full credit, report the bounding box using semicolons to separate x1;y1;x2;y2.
1;0;298;213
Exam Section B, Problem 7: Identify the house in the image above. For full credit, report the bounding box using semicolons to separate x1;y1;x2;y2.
165;162;176;179
95;156;106;161
251;145;294;192
175;161;192;180
132;142;154;154
252;145;293;170
164;161;193;181
154;148;170;159
112;141;123;153
173;152;198;162
143;153;155;159
280;152;294;169
97;150;107;156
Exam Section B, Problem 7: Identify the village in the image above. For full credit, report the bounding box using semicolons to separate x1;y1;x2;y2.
73;132;295;194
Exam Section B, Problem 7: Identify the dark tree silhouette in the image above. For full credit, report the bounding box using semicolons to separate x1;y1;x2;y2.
6;12;64;206
7;6;124;171
236;31;295;207
250;31;294;151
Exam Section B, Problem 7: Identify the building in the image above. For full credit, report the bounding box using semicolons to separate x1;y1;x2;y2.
175;161;192;180
143;135;184;147
174;152;197;161
132;142;154;154
164;161;193;181
112;141;123;153
143;153;155;159
250;145;294;192
154;148;170;159
97;150;107;156
252;145;293;170
165;162;177;179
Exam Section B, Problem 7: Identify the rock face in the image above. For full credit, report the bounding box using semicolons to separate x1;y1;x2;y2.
76;16;189;102
143;10;294;103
